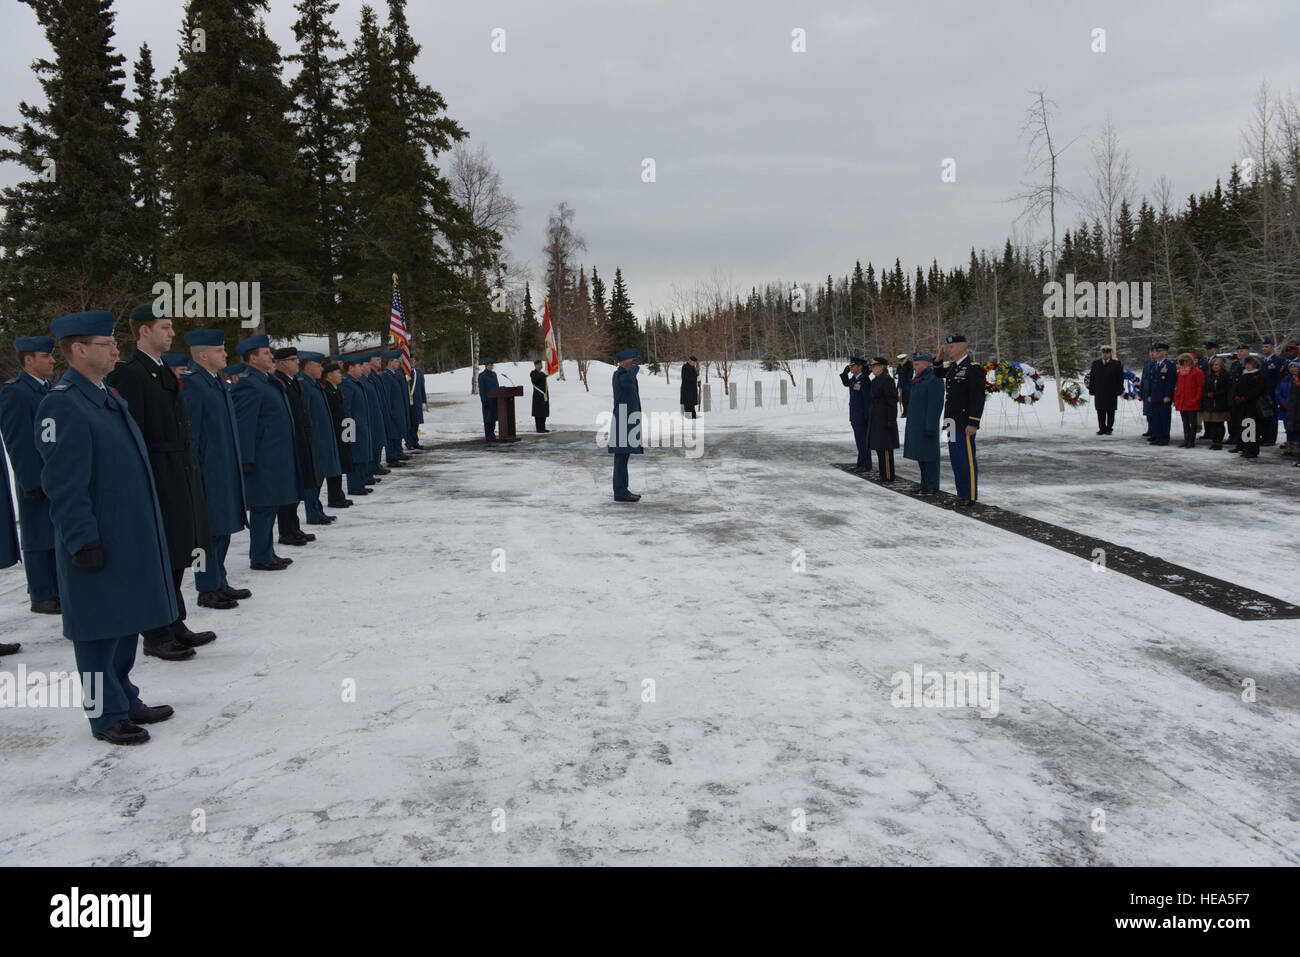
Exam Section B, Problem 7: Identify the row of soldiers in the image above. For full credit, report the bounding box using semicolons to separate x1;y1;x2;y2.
0;306;428;745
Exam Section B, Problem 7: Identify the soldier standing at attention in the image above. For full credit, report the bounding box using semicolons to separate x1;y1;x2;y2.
933;334;985;507
0;335;61;614
609;348;642;502
839;356;872;473
531;359;551;432
867;357;900;481
338;356;374;497
296;351;343;523
365;352;393;471
1088;345;1124;435
319;359;354;508
479;359;499;441
106;304;214;660
271;347;318;544
406;363;427;451
1140;345;1157;438
37;310;177;744
1146;343;1175;446
181;329;252;610
902;352;944;495
231;335;301;571
380;350;411;468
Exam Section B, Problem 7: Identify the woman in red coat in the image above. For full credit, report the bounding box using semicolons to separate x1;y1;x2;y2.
1173;352;1205;448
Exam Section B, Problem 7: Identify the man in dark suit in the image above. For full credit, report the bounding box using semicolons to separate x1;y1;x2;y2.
37;310;177;744
105;304;214;660
679;356;699;419
181;329;251;609
0;335;61;614
319;358;354;508
1088;345;1124;435
531;359;551;432
272;347;318;545
232;335;302;570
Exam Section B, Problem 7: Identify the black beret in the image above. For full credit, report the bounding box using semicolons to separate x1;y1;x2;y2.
272;347;298;360
945;334;967;344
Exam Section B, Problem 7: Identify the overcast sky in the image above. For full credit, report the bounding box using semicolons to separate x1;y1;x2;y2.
1;0;1296;315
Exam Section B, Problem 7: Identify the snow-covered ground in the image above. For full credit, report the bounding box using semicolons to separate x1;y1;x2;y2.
1;359;1297;865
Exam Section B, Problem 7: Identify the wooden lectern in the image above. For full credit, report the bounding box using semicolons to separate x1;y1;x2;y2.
488;385;524;442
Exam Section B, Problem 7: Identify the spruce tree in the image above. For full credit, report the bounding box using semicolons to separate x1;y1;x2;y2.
607;267;638;353
129;42;166;284
0;0;138;328
519;281;540;356
164;0;311;335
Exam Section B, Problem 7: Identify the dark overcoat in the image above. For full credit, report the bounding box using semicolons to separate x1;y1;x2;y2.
0;443;17;568
179;366;246;537
1088;357;1124;412
607;364;643;454
231;369;301;508
322;378;353;473
36;368;177;641
381;369;409;442
867;373;900;450
105;350;210;571
902;367;944;462
363;371;387;460
0;372;56;550
338;374;372;471
478;369;499;423
275;370;319;488
679;363;698;408
531;369;550;417
298;373;341;479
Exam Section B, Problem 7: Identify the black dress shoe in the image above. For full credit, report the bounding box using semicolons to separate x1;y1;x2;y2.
219;585;252;600
30;597;61;614
306;516;334;525
374;467;391;475
368;477;381;484
143;639;196;661
327;500;353;508
0;642;20;656
350;488;372;495
197;590;238;609
272;556;293;567
173;625;216;647
955;498;976;508
278;534;311;546
130;704;174;725
387;461;409;468
251;561;288;571
917;488;938;497
615;493;642;502
93;720;150;745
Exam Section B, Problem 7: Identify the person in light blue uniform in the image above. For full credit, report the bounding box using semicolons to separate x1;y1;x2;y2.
362;352;389;476
36;310;177;745
902;352;944;495
296;351;342;521
222;362;246;383
230;334;301;570
478;359;499;441
608;348;643;501
0;335;61;614
161;353;189;373
338;356;374;495
380;350;411;466
181;329;250;607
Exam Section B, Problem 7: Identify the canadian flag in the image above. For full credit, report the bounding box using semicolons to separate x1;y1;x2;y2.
543;299;559;376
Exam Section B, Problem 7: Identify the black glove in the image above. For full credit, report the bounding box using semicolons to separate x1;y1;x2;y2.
22;487;45;502
242;463;254;475
843;365;851;375
73;540;106;571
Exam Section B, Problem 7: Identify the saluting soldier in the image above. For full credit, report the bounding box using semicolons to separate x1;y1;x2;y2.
380;350;411;467
1146;342;1175;446
0;335;61;614
296;351;343;523
0;446;19;654
479;358;499;441
361;352;390;476
609;348;643;502
839;356;872;472
37;310;177;744
271;347;318;544
902;352;944;495
181;329;252;609
867;357;900;481
339;356;375;496
933;334;985;507
319;358;354;508
231;334;301;571
531;359;551;432
105;304;214;660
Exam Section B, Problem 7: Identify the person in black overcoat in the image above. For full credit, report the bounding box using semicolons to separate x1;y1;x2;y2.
1088;345;1125;434
867;358;900;481
1230;357;1269;459
105;304;213;659
680;356;700;419
530;359;551;432
321;361;353;505
272;347;318;545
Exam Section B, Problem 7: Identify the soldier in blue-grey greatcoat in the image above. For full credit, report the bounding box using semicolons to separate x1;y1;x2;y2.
36;310;177;745
0;334;61;614
608;348;643;502
902;352;944;495
380;350;411;466
231;334;301;570
295;351;342;523
362;352;390;475
479;359;500;441
339;356;374;495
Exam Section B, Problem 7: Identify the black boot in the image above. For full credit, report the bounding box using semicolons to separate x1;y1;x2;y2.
30;597;61;614
93;720;150;745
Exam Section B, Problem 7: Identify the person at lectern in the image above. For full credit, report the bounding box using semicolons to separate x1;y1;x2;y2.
478;359;499;442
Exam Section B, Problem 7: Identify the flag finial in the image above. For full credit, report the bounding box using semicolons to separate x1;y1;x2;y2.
392;272;399;284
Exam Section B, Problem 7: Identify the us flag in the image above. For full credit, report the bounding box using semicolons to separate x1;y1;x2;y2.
389;272;412;376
